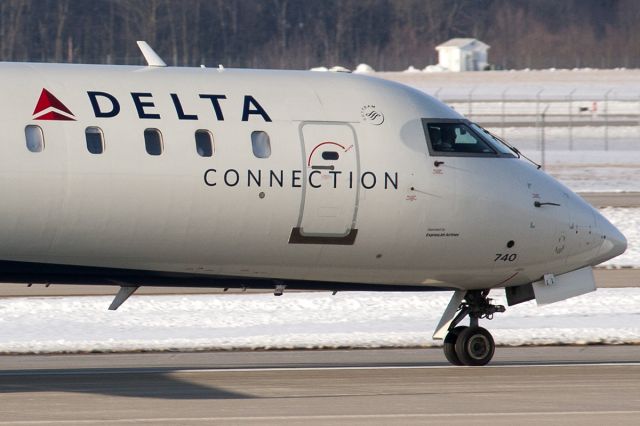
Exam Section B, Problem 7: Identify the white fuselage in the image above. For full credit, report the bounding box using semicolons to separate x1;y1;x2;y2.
0;62;626;290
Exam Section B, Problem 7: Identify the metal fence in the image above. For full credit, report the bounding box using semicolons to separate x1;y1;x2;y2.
432;88;640;152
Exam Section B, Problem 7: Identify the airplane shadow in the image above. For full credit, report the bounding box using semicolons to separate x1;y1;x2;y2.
0;368;251;400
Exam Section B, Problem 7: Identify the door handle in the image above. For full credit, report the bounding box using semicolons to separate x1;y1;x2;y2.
534;201;561;208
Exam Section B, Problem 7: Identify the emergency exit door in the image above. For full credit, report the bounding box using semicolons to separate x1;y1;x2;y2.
290;122;359;244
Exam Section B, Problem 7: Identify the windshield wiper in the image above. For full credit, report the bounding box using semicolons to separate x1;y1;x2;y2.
481;127;542;170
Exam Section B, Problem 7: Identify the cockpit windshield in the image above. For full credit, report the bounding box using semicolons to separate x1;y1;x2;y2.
469;123;515;156
422;119;515;158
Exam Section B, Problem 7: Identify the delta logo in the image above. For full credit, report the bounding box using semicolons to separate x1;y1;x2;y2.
30;88;272;123
32;89;76;121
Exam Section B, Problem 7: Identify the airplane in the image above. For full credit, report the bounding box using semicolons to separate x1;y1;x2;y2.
0;41;626;366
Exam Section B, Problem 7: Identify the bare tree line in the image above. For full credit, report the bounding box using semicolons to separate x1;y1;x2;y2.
0;0;638;70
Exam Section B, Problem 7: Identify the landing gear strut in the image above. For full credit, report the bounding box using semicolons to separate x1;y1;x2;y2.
442;290;505;366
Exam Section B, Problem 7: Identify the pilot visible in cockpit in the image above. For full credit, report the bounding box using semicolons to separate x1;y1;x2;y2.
429;125;455;152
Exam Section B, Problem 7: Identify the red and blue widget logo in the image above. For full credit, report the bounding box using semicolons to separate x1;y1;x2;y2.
32;88;76;121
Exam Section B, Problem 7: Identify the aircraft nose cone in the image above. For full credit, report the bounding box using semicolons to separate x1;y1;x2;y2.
594;214;627;264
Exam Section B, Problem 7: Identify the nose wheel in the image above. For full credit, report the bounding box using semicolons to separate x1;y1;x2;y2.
441;290;504;366
445;326;495;366
443;326;466;365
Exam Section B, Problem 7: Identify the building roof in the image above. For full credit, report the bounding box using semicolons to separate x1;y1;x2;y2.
436;38;489;50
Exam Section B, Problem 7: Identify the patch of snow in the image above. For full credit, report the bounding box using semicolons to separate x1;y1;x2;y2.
354;63;375;73
382;69;640;99
599;208;640;268
477;126;640;192
546;162;640;193
329;66;351;73
424;64;448;72
310;66;328;72
380;70;640;192
404;65;421;73
0;288;638;353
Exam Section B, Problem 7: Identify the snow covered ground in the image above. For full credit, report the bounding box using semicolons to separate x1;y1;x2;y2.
382;68;640;99
527;148;639;192
379;70;640;192
599;208;639;268
490;127;640;152
0;288;638;354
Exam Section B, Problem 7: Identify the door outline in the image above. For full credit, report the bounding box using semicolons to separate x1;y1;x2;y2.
289;121;360;245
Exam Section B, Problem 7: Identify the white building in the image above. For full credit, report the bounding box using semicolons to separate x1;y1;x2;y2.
436;38;489;72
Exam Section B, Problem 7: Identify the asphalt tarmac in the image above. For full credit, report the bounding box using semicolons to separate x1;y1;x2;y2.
580;191;640;208
0;347;638;425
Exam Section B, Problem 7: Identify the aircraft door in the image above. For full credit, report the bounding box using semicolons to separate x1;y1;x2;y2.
290;122;359;244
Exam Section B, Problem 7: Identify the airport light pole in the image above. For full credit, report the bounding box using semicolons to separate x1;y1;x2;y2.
540;104;550;170
535;89;544;150
501;88;508;139
568;88;576;150
468;87;476;120
604;89;612;151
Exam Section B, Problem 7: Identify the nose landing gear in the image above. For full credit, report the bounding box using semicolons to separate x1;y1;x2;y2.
445;325;495;366
441;290;505;366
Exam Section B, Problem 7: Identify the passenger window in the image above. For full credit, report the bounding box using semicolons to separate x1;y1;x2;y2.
251;131;271;158
144;128;163;156
195;130;214;157
85;127;105;154
425;122;496;155
25;125;44;152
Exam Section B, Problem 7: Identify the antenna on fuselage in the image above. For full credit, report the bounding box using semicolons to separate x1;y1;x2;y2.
136;41;167;67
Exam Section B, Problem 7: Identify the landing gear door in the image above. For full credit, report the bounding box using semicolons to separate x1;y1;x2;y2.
290;122;359;244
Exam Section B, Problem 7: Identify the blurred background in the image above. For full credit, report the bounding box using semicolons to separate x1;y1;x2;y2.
2;0;640;70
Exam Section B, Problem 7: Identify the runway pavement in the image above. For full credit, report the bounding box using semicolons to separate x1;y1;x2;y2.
593;267;639;288
580;191;640;208
0;347;638;425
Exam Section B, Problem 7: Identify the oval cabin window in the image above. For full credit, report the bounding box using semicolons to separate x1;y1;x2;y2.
144;128;163;156
251;131;271;158
85;127;105;154
195;130;214;157
25;125;45;153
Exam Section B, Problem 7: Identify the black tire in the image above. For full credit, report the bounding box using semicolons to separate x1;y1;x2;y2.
443;326;468;366
454;326;495;366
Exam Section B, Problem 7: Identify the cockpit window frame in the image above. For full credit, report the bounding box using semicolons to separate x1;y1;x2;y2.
421;118;515;158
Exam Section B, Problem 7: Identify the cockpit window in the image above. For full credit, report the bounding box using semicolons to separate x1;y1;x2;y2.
424;121;497;156
469;123;515;156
